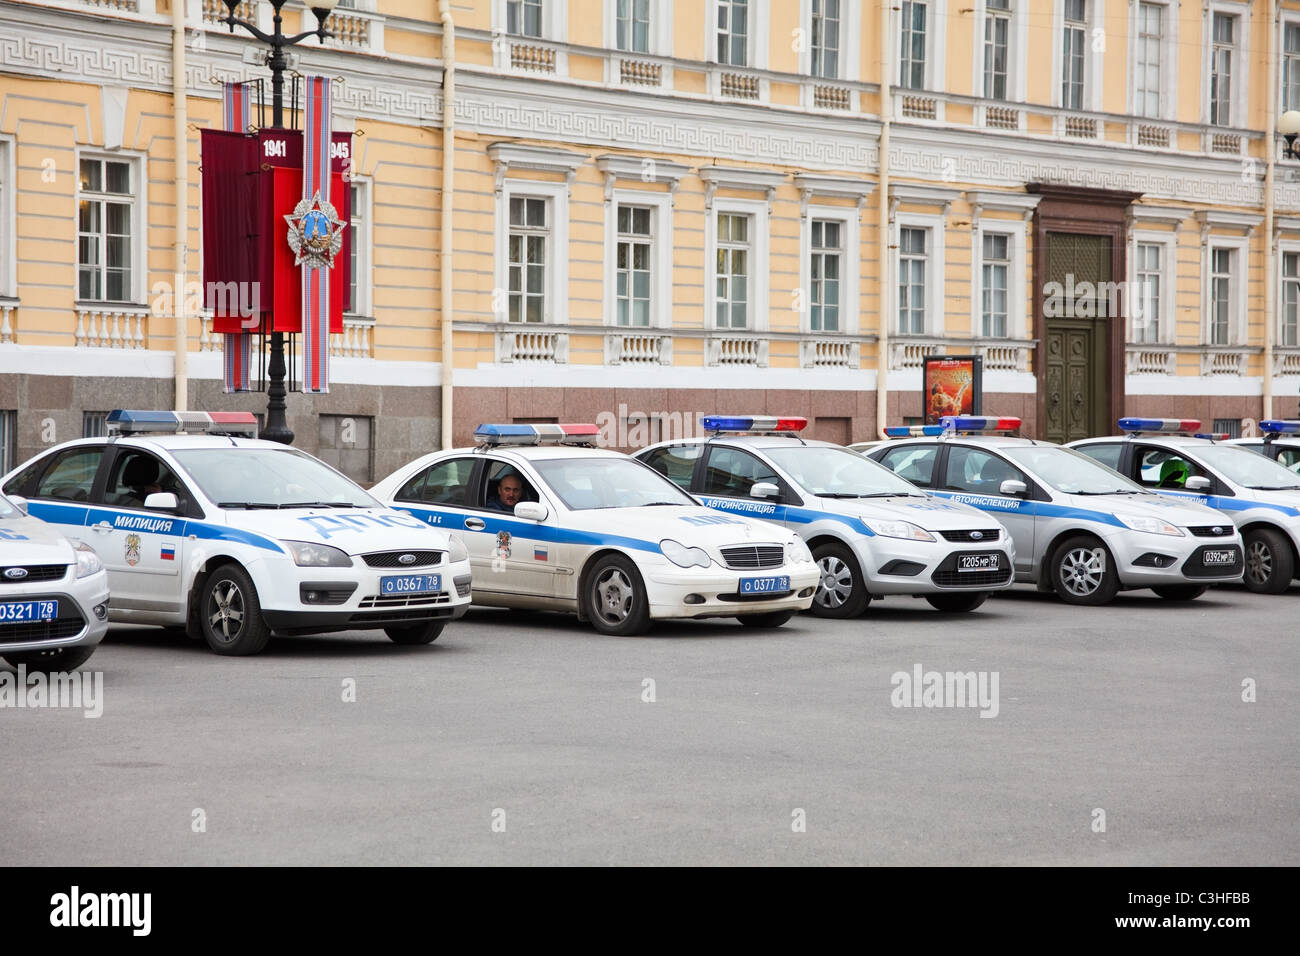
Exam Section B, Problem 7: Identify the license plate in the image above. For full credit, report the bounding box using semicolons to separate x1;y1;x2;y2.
0;600;58;623
380;574;442;595
739;576;790;594
957;553;999;572
1203;550;1236;566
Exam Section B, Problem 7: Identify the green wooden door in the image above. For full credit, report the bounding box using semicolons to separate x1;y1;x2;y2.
1042;233;1111;443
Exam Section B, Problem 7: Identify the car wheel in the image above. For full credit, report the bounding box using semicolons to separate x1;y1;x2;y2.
1051;536;1120;606
584;554;651;636
736;610;795;628
925;592;989;613
1243;528;1294;594
199;562;271;656
810;542;870;618
385;622;445;645
3;644;96;672
1151;585;1207;602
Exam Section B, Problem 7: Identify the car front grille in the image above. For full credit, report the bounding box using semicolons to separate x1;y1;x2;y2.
719;544;785;570
930;552;1013;589
0;565;69;584
0;615;86;645
361;550;444;569
1180;545;1243;578
1187;526;1234;538
357;593;452;609
937;529;1001;543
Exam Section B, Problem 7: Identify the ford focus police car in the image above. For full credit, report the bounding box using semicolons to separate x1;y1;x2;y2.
869;416;1245;605
0;491;109;671
1070;418;1300;594
1229;419;1300;473
0;410;472;655
369;423;819;635
635;416;1016;616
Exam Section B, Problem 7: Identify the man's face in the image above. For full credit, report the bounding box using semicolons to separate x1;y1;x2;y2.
499;476;523;507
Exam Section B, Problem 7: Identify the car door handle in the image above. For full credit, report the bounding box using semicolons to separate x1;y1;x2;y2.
91;521;112;535
464;517;486;531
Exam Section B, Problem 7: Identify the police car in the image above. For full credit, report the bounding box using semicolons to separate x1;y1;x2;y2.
1070;418;1300;594
0;410;472;655
0;491;109;671
868;416;1245;605
368;423;820;635
1229;419;1300;472
635;416;1015;616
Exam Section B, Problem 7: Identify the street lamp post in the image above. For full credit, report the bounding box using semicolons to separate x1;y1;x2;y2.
220;0;339;444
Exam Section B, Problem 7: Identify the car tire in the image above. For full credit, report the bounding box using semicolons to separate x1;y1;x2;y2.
1151;585;1207;602
1243;527;1295;594
3;644;96;672
583;554;651;636
736;610;795;628
810;542;871;618
199;562;272;656
384;622;445;645
1051;536;1120;606
925;592;989;613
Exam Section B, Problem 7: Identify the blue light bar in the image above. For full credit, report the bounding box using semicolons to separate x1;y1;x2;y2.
473;423;600;446
1118;417;1201;434
1260;420;1300;435
884;425;945;438
701;416;807;433
939;416;1022;433
107;410;258;436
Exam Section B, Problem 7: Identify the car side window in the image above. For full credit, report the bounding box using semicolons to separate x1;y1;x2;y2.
640;445;702;490
1075;442;1122;473
1136;447;1207;489
877;445;939;486
1275;448;1300;473
944;447;1027;495
103;451;188;510
396;457;477;506
701;447;779;498
483;460;539;511
32;447;104;502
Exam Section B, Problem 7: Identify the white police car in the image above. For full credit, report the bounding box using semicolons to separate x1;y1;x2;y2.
0;491;109;671
870;416;1245;605
0;410;472;655
369;423;820;635
635;416;1016;616
1230;419;1300;473
1070;418;1300;594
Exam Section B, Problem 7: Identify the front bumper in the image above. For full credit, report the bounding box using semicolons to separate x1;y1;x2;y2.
859;537;1017;594
1110;533;1244;587
0;573;110;655
643;562;820;619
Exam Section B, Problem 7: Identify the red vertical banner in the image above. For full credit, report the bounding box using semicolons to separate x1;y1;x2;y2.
220;82;254;393
295;76;335;394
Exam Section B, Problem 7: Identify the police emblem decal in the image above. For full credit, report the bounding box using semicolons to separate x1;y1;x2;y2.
125;533;142;567
284;190;346;269
495;530;512;560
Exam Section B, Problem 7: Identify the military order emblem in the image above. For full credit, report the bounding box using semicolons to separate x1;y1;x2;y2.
284;191;345;269
125;533;142;567
495;530;512;560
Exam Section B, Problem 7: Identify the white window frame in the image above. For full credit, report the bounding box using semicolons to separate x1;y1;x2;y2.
1202;236;1249;346
1128;229;1176;344
1202;1;1249;128
797;0;861;82
799;204;859;335
705;197;770;331
707;0;770;69
346;175;373;319
1052;0;1104;111
491;0;568;74
494;179;569;325
971;219;1027;340
603;188;673;329
895;211;945;336
1127;0;1177;121
1279;239;1300;349
896;0;947;91
74;148;147;305
1282;15;1300;114
0;135;15;300
972;0;1025;103
603;0;673;56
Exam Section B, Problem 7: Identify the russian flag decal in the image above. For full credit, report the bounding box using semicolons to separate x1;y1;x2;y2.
160;545;176;561
534;546;547;562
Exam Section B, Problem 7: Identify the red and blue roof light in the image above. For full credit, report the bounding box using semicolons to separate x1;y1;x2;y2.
474;423;600;446
107;410;258;437
884;425;945;438
701;416;808;434
938;416;1022;433
1118;417;1202;434
1260;420;1300;436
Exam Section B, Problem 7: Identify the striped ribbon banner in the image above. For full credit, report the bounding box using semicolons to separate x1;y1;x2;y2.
300;76;332;394
221;81;253;393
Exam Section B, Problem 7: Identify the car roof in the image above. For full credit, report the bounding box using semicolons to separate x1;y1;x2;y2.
64;435;299;453
447;444;630;462
642;434;844;452
879;435;1042;450
1076;434;1214;448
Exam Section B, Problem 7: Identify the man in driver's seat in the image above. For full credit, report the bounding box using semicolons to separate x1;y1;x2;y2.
487;472;528;512
121;457;163;507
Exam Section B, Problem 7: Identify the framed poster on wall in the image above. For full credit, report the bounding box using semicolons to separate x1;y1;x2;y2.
923;355;983;425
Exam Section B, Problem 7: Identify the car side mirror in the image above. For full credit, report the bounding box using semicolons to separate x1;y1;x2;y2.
144;492;180;512
750;481;780;499
514;501;548;522
8;495;28;515
1184;476;1211;492
999;479;1028;497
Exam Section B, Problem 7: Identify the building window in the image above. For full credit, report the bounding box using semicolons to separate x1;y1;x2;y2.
1209;13;1235;127
810;219;841;333
1061;0;1087;110
1209;247;1234;345
507;0;543;38
1286;24;1300;112
1133;242;1162;344
0;138;11;298
616;205;652;327
980;233;1009;338
1284;252;1300;348
1135;2;1162;118
898;226;927;335
0;411;14;476
717;0;749;66
715;212;750;329
811;0;841;79
345;179;371;316
318;414;374;485
617;0;650;53
900;1;927;90
508;196;547;323
82;410;109;438
984;0;1010;100
1213;418;1242;439
78;157;135;302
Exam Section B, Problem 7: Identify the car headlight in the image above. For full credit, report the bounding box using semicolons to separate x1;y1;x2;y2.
1114;513;1184;536
74;542;103;578
861;519;935;542
448;535;469;563
785;537;813;564
660;539;711;569
283;540;354;567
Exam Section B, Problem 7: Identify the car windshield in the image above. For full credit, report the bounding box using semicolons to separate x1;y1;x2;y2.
1191;444;1300;489
532;457;697;511
171;448;379;508
764;445;924;497
0;494;18;519
1001;445;1145;495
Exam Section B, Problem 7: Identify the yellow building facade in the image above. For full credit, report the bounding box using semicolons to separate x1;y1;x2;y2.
3;0;1300;481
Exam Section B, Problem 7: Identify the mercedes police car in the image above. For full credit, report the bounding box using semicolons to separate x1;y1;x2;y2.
868;416;1245;605
0;491;109;671
369;423;820;635
635;416;1016;616
1069;418;1300;594
0;410;472;655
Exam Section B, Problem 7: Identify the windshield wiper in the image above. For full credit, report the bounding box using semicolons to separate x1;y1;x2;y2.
1245;484;1300;491
642;501;688;507
279;501;363;509
217;502;283;509
1073;489;1140;496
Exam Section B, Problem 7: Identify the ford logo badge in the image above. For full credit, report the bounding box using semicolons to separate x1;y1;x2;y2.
398;553;417;565
1213;527;1224;535
970;531;983;540
3;567;28;580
